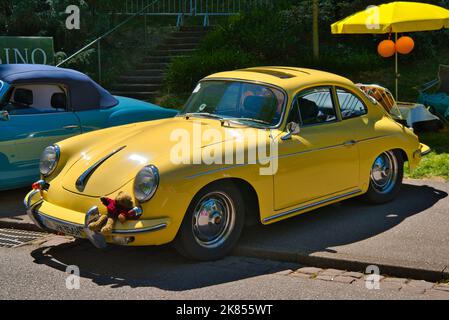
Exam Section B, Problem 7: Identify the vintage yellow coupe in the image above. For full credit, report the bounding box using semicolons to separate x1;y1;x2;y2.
25;67;430;260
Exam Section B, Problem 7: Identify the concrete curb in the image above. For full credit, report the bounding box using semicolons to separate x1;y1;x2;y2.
234;245;449;283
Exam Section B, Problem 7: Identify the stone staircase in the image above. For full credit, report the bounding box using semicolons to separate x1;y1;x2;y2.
110;26;209;101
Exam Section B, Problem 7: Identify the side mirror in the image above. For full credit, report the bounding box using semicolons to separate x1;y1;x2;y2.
282;122;300;140
1;110;9;121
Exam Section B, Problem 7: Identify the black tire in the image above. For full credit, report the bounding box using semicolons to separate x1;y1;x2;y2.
364;150;404;204
175;181;245;261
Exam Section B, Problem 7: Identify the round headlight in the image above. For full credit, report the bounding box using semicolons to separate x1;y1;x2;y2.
39;145;60;176
134;165;159;202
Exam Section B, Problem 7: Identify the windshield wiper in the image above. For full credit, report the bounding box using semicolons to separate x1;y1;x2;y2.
224;118;272;126
181;113;224;121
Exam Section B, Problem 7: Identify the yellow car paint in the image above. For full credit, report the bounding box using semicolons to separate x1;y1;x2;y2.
25;67;428;247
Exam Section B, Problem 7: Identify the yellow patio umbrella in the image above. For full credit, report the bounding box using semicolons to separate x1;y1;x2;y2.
331;1;449;99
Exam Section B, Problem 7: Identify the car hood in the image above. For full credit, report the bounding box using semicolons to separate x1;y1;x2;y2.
61;117;272;197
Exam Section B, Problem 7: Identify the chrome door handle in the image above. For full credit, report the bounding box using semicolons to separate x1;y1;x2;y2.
343;140;357;147
63;125;80;130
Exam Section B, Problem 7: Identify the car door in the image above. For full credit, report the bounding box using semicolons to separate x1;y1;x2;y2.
0;83;81;189
274;86;360;211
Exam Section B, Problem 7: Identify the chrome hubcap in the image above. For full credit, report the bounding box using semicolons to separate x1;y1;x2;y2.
370;151;398;194
192;191;235;248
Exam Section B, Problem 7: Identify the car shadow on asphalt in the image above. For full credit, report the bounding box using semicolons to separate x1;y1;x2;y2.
29;241;292;291
238;183;448;254
29;182;447;291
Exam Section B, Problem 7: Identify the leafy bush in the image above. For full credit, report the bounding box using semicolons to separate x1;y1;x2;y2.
165;48;259;93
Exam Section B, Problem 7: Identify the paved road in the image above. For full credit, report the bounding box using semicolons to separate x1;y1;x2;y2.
0;238;444;300
0;187;28;218
238;179;449;279
1;180;448;281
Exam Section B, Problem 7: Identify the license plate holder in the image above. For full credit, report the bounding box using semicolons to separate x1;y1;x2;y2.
42;218;85;238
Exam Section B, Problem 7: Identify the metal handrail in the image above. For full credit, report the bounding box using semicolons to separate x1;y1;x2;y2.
57;0;161;83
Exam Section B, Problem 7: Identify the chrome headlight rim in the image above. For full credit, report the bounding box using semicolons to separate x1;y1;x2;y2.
133;165;160;203
39;145;60;177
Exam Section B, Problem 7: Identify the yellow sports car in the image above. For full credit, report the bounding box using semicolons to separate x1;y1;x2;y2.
25;67;430;260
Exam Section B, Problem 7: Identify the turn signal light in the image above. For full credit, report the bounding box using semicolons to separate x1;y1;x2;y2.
32;180;49;191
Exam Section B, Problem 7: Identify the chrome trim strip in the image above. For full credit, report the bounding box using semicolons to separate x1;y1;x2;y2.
76;145;126;192
37;211;167;236
113;224;167;235
24;189;41;209
421;148;432;157
263;189;362;223
186;164;248;179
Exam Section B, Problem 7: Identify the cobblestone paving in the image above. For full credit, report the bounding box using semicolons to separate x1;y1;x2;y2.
277;265;449;299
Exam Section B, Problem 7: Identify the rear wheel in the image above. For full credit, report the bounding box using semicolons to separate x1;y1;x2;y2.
365;150;403;204
175;182;245;261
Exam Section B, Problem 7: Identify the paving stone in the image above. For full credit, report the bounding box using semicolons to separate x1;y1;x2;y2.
295;267;323;275
434;284;449;292
316;275;334;282
320;269;345;276
382;277;409;284
290;272;312;279
407;280;434;290
274;269;294;276
342;271;364;279
333;276;356;284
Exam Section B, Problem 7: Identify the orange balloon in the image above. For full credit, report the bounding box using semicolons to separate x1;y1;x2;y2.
378;40;396;58
396;36;415;55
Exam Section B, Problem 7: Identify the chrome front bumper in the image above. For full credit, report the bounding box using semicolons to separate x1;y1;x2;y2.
24;191;168;249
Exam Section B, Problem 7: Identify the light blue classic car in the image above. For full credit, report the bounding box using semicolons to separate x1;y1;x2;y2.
0;64;178;191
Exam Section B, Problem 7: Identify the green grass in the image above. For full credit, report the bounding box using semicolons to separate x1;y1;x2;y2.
405;129;449;181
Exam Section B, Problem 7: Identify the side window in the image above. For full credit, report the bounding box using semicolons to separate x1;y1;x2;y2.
337;88;367;119
5;84;67;115
296;87;337;126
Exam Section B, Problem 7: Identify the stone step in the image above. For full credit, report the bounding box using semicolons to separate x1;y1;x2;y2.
165;36;205;45
125;69;166;77
143;56;173;63
171;31;207;38
135;62;169;70
152;49;197;56
158;43;199;50
118;75;165;84
111;84;163;92
111;91;158;100
179;26;211;32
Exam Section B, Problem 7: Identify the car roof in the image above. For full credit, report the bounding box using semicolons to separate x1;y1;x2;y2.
204;67;355;92
0;64;118;109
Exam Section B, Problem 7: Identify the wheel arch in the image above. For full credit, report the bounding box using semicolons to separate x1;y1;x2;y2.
187;177;262;227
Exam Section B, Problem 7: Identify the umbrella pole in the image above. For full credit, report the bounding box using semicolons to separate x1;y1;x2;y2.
395;33;399;101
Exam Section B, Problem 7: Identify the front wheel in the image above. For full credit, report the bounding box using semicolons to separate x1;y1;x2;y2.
364;150;404;204
175;182;245;261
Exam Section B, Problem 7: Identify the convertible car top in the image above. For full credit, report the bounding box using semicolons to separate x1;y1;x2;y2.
0;64;118;110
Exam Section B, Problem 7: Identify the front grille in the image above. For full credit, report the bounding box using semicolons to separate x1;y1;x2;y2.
0;228;47;248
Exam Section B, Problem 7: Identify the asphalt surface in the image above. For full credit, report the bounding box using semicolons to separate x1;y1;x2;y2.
237;179;449;280
1;179;448;283
0;238;437;300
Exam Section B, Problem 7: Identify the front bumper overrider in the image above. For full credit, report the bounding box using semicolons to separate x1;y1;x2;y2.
24;190;170;248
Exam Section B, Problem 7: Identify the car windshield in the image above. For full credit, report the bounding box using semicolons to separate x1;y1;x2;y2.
179;81;285;127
